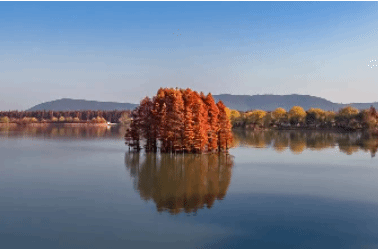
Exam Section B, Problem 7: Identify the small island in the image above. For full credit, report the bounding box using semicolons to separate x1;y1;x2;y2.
125;88;233;153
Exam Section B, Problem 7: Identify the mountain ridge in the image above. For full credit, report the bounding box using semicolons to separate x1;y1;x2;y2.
213;94;378;111
26;95;378;112
27;98;138;111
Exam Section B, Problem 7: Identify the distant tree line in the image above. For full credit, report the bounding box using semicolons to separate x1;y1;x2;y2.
0;110;131;124
229;106;378;132
125;88;233;153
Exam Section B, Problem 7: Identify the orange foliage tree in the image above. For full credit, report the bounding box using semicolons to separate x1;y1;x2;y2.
125;88;233;153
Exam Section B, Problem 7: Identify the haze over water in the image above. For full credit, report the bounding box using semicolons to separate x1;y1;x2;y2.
1;127;378;248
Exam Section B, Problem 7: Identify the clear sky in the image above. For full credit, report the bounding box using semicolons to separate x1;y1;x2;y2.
1;2;377;110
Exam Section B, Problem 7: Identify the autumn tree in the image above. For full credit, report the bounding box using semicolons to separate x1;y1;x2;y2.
204;93;219;152
192;92;209;153
360;107;378;130
246;110;267;128
272;107;287;121
336;106;360;129
217;100;233;151
325;111;336;124
119;112;131;125
138;97;156;152
338;106;359;118
306;108;326;126
125;107;142;151
228;109;241;126
182;89;195;152
171;89;185;152
289;106;306;125
126;88;233;154
0;116;10;123
151;88;169;152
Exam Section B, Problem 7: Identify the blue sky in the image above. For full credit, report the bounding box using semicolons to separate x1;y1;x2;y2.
0;2;377;110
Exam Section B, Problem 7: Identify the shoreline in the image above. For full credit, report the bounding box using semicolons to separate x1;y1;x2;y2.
0;122;114;128
232;127;378;134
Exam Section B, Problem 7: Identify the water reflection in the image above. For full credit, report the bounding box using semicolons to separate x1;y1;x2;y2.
233;130;378;157
0;124;127;139
2;125;377;157
125;153;234;215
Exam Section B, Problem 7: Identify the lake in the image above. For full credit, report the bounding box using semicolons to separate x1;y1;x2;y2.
1;126;378;248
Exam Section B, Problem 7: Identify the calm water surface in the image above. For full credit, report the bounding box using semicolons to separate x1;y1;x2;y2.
1;126;378;248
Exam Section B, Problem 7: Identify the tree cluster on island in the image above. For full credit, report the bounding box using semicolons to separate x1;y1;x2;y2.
125;88;233;153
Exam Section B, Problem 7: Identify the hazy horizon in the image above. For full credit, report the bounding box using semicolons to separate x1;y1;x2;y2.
1;2;377;110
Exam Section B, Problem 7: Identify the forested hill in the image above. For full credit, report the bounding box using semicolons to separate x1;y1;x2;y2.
26;95;378;112
27;98;138;111
213;94;378;111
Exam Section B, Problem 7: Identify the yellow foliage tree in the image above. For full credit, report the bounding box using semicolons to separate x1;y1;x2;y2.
307;108;326;121
361;109;378;129
225;107;231;119
289;106;306;124
119;112;131;124
246;110;267;126
0;116;10;123
272;108;287;121
325;111;336;123
229;109;241;120
91;116;107;123
338;106;359;118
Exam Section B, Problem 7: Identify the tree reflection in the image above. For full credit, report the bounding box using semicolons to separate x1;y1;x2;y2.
233;130;378;157
124;152;234;215
0;125;127;139
272;132;289;153
289;132;307;154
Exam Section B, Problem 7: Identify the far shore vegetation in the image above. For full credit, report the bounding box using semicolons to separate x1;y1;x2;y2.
0;110;131;125
1;94;378;138
229;105;378;134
